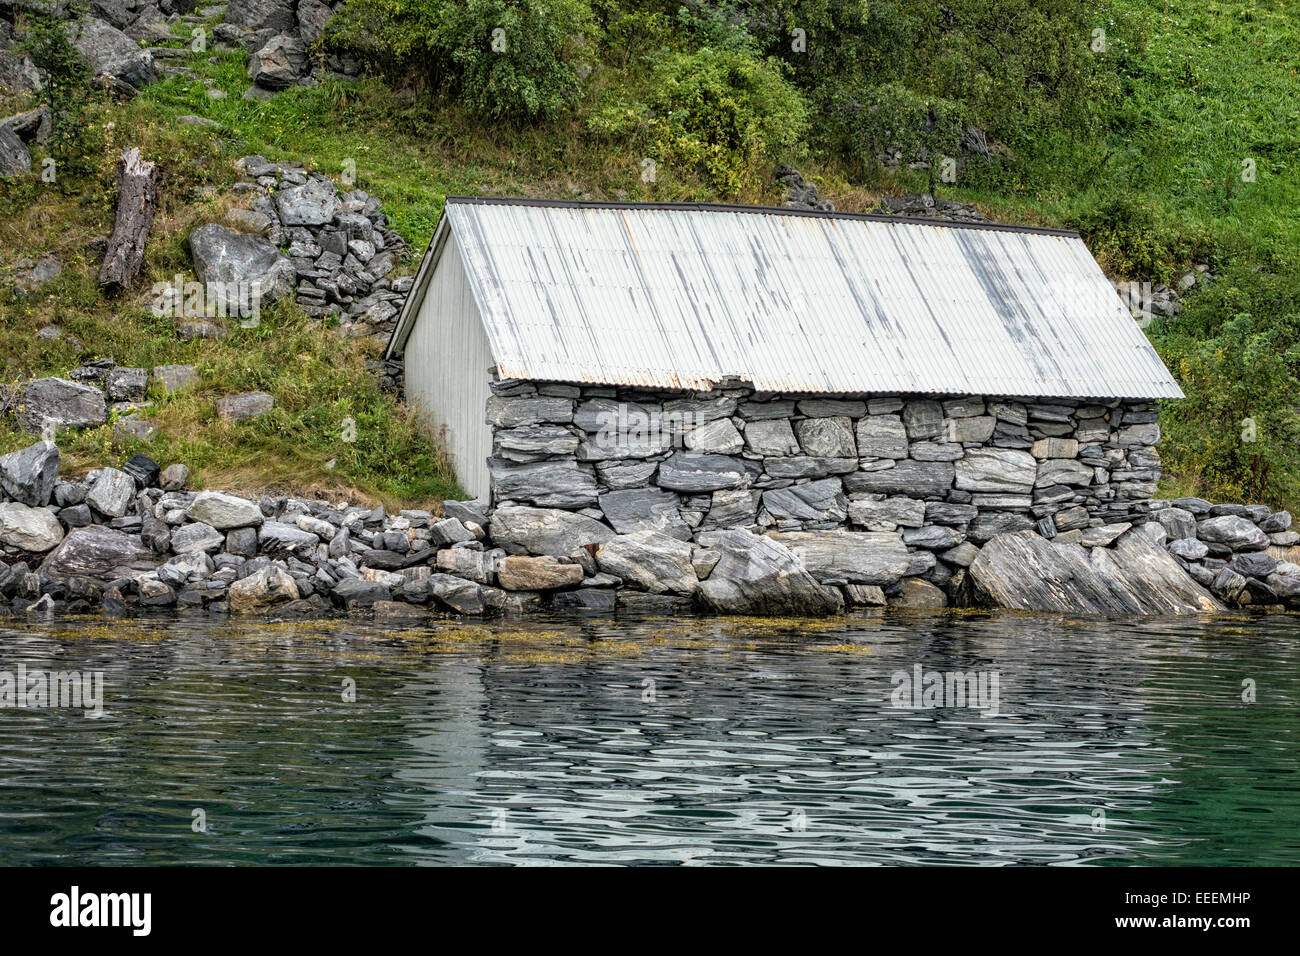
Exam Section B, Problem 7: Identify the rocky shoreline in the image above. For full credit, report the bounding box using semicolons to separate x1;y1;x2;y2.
0;432;1297;622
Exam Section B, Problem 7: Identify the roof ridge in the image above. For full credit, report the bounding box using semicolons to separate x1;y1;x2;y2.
441;195;1080;238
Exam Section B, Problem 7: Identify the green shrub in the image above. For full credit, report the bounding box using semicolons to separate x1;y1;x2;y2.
588;45;808;193
325;0;594;121
818;81;971;182
17;6;100;184
1070;193;1211;280
1157;313;1300;505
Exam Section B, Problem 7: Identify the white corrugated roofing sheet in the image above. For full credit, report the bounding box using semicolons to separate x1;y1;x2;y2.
390;198;1183;399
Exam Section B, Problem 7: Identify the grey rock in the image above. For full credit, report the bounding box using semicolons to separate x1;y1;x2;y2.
1167;537;1208;561
795;417;856;458
1262;511;1292;533
16;378;108;435
766;529;911;586
332;577;390;608
493;424;579;460
744;418;801;456
258;520;321;556
160;464;189;490
489;459;597;508
40;525;153;578
848;495;924;530
189;224;296;308
1153;507;1197;541
1197;514;1268;551
1035;459;1093;487
708;489;761;527
843;460;954;497
1230;552;1277;579
491;396;576;428
762;478;847;524
970;530;1221;614
684;418;743;455
902;400;944;439
595;531;698;595
436;547;497;585
599;488;691;539
171;521;226;554
657;454;753;493
488;506;613;556
955;448;1036;492
0;440;59;506
855;415;908;458
0;502;64;552
216;391;275;421
297;0;333;45
902;525;964;550
68;17;157;91
86;467;135;518
229;564;299;612
187;491;264;529
248;34;307;89
696;529;840;616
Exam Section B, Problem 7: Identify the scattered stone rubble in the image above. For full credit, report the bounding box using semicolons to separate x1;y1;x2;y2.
182;156;410;344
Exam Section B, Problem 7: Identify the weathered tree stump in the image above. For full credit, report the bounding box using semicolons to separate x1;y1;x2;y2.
98;147;161;293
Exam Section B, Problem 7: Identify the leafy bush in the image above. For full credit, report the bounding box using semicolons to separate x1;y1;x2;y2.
588;45;807;193
17;7;100;183
818;81;971;182
1070;193;1211;280
1157;313;1300;505
325;0;594;121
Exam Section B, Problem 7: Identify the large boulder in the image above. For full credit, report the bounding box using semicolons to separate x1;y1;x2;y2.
598;488;691;539
0;440;59;506
955;448;1037;493
495;555;583;591
86;467;136;518
67;17;157;91
16;378;108;435
697;529;841;616
1196;514;1269;552
186;491;264;529
0;124;29;177
226;0;296;33
970;529;1222;614
296;0;334;45
0;502;64;552
229;564;299;612
487;460;598;508
248;35;307;90
595;530;698;595
765;529;912;585
40;525;154;578
188;224;296;309
488;505;613;556
274;176;337;225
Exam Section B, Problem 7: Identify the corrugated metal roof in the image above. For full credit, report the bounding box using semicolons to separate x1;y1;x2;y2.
387;197;1183;399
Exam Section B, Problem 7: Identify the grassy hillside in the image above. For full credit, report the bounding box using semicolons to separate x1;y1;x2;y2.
2;0;1298;508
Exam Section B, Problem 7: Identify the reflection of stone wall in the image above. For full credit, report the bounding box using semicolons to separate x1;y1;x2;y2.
484;376;1164;544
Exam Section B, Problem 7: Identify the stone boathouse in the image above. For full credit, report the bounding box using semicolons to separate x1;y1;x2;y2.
383;197;1211;613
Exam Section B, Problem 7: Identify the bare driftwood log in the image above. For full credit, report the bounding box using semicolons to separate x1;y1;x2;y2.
98;147;161;293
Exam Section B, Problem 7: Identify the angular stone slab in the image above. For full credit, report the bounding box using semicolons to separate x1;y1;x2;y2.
969;530;1222;615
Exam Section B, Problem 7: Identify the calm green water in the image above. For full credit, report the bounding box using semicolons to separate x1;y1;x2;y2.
0;610;1296;866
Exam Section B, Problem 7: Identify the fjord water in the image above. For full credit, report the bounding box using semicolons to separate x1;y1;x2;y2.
0;612;1296;866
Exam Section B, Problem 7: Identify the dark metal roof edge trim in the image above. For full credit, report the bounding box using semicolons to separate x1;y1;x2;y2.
443;195;1081;238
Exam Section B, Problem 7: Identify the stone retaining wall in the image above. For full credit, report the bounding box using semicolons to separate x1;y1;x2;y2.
484;378;1163;547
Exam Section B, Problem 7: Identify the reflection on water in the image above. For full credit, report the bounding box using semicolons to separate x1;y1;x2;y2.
0;611;1297;865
